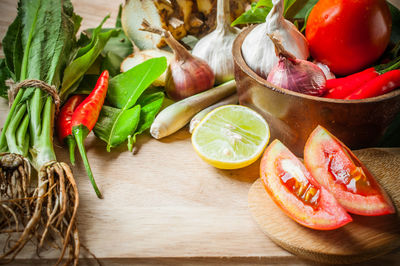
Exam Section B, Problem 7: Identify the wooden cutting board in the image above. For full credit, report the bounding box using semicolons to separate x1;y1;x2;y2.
249;148;400;264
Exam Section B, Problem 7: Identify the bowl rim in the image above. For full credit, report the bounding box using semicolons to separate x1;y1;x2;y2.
232;25;400;104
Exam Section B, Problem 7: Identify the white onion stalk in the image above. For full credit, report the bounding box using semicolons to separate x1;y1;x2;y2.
241;0;309;78
151;80;236;139
192;0;240;84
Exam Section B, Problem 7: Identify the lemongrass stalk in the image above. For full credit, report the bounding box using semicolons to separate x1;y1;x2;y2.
150;80;236;139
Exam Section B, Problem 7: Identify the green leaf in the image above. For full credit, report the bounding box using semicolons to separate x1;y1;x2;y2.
2;7;22;81
94;105;141;151
128;92;164;151
100;30;133;76
116;4;123;28
93;58;167;151
19;0;76;86
0;59;11;99
231;0;318;27
107;57;167;109
60;17;119;101
231;2;272;26
285;0;317;19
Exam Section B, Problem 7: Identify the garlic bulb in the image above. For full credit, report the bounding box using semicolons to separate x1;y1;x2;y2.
192;0;240;84
241;0;309;78
141;19;215;100
267;34;326;96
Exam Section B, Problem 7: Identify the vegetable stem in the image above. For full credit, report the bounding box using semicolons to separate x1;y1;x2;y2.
66;136;77;165
73;124;103;199
216;0;231;32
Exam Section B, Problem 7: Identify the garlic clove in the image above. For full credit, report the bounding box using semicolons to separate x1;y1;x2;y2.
192;0;240;84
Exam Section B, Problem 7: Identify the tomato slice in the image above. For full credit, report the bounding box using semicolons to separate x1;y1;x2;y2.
304;126;395;216
260;140;352;230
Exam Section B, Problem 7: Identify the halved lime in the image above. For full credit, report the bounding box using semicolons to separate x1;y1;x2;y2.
191;105;270;169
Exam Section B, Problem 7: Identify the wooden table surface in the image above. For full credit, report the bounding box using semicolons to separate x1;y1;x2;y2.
1;0;400;265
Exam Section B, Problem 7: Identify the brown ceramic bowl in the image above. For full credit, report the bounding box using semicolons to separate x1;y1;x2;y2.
233;25;400;156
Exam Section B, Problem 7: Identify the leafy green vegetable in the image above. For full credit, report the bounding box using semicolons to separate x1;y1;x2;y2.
127;92;165;151
94;105;141;151
59;16;119;102
93;57;167;151
0;0;78;166
231;0;317;27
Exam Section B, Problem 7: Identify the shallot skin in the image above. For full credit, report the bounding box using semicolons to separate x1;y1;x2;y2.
267;57;327;96
166;58;215;100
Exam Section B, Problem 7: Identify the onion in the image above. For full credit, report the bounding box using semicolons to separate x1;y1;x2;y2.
140;19;215;100
267;34;327;96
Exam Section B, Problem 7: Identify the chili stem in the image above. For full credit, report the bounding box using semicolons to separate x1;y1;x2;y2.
66;136;77;165
73;125;103;199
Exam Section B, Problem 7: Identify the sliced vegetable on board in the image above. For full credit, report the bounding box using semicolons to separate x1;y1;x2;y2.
304;126;395;216
140;19;215;100
192;105;270;169
260;140;352;230
57;94;86;165
151;80;237;139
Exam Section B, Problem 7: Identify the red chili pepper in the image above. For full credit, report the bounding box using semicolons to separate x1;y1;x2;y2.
72;70;109;199
325;58;400;99
56;95;86;165
324;68;379;99
345;70;400;100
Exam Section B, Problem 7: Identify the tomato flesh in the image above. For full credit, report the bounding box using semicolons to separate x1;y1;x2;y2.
324;147;377;197
260;140;352;230
277;159;320;209
304;126;395;216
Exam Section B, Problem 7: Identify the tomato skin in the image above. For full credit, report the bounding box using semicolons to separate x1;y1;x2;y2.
260;140;352;230
306;0;392;76
304;126;395;216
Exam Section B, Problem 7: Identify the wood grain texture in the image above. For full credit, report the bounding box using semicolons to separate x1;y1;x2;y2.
249;149;400;264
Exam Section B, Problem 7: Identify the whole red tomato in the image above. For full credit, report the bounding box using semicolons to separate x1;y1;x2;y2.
306;0;392;76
